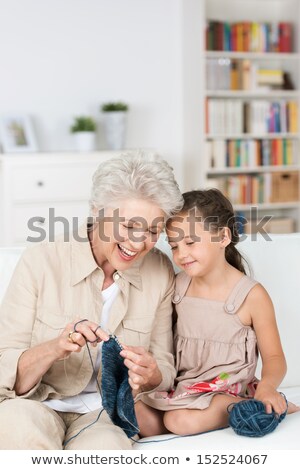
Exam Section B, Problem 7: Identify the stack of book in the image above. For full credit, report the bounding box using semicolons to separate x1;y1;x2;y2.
217;174;272;204
257;69;284;88
206;138;297;169
213;171;299;204
206;99;298;135
206;21;293;52
206;59;287;91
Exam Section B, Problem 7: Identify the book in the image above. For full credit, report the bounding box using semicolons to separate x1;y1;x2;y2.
212;140;226;168
279;22;293;52
256;69;284;87
237;23;244;51
242;60;251;90
243;22;251;52
230;59;239;89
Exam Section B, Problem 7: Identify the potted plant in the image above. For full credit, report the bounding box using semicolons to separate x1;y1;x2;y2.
101;102;129;150
70;116;97;152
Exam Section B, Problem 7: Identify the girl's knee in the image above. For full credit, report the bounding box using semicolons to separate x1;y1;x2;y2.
163;410;190;435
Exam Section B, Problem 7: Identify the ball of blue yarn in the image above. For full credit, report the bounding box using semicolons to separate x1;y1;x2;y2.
228;398;287;437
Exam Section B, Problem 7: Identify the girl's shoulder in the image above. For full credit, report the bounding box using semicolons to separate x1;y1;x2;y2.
223;274;260;313
244;279;271;304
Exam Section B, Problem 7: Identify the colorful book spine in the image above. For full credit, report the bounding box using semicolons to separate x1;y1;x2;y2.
279;22;293;52
206;99;298;136
222;173;275;204
208;138;295;169
206;21;293;53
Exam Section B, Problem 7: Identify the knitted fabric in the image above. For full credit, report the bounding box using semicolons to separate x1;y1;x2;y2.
101;336;139;438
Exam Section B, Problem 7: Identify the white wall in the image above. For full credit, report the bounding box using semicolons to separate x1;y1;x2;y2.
182;0;205;190
0;0;188;187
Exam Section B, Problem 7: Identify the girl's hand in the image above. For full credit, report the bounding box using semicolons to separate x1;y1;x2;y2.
120;345;162;395
254;382;287;415
55;319;109;361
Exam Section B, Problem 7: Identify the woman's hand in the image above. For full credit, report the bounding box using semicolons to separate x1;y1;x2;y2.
120;345;162;395
254;382;287;415
55;319;109;361
15;319;109;396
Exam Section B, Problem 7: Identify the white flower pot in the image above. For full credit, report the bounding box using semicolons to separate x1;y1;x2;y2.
73;132;96;152
103;111;127;150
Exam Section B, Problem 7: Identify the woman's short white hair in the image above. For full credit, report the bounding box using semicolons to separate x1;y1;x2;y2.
90;150;183;218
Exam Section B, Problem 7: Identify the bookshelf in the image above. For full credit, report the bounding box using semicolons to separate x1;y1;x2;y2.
202;0;300;234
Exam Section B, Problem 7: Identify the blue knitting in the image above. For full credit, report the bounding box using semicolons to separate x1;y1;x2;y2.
228;395;288;437
101;336;140;438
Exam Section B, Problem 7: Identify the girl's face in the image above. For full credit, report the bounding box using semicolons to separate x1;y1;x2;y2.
91;198;165;270
166;212;230;277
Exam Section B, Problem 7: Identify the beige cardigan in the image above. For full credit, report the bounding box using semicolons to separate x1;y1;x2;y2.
0;224;175;403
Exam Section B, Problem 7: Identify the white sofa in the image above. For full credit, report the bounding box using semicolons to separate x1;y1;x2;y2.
0;234;300;450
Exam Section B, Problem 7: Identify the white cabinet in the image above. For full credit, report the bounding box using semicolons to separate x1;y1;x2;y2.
11;165;96;202
0;151;118;246
201;0;300;233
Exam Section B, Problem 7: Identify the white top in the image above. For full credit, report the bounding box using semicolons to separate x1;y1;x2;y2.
44;281;120;413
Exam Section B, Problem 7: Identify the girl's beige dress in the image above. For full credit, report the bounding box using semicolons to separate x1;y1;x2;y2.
144;271;259;411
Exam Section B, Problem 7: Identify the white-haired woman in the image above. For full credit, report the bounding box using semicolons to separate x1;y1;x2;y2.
0;151;183;450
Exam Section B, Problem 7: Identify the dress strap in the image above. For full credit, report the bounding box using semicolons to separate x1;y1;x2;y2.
172;272;191;304
224;275;258;314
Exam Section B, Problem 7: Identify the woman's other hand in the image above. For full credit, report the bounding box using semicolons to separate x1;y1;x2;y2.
120;345;162;395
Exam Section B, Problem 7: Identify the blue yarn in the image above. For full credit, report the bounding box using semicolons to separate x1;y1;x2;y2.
228;396;287;437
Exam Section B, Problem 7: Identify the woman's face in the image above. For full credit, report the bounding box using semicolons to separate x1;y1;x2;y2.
92;198;165;270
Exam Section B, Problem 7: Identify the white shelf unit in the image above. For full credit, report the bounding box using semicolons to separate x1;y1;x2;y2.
206;133;299;139
206;91;300;98
206;51;300;60
202;0;300;233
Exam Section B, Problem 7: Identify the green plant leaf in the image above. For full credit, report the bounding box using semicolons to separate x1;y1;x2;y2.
70;116;96;133
101;101;129;112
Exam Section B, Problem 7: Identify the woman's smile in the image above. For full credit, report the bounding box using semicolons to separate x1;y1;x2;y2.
117;243;139;261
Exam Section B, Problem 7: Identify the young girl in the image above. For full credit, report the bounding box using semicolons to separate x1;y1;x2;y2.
135;189;299;437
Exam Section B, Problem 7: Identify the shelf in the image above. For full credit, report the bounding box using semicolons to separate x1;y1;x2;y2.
207;165;300;175
205;51;300;60
202;0;300;233
233;202;300;211
206;133;299;140
205;90;300;98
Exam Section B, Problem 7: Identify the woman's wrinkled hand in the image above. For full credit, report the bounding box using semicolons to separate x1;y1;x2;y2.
120;345;162;395
254;382;287;415
55;319;109;361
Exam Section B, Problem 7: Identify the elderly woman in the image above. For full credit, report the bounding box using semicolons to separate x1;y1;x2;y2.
0;151;183;450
